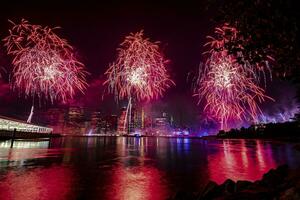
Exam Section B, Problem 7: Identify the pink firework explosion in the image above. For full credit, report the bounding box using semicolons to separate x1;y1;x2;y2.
204;23;274;85
104;30;174;101
195;24;274;130
3;19;88;103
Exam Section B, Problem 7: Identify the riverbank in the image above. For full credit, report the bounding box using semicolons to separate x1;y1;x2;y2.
64;134;204;139
57;134;300;143
216;121;300;141
202;135;300;144
169;165;300;200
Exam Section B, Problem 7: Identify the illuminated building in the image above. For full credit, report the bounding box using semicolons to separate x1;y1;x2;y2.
91;111;102;133
65;106;85;134
43;108;66;133
68;106;84;122
133;106;145;129
155;112;170;127
117;107;127;134
105;115;118;131
0;115;53;133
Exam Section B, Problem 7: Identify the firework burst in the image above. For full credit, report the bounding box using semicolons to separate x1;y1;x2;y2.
3;19;87;103
195;24;273;130
204;23;274;85
104;30;174;133
104;30;174;101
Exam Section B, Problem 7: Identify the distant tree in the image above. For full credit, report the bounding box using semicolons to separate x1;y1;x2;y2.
207;0;300;79
207;0;300;122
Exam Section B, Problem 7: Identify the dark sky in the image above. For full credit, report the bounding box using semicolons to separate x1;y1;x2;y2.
0;1;213;85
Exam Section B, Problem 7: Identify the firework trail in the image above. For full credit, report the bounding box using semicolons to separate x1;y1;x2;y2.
195;24;273;130
3;19;87;103
104;30;174;132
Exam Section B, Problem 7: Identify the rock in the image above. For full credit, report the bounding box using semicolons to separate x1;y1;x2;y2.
261;165;288;188
276;164;289;177
286;168;300;188
220;179;236;194
171;165;299;200
171;191;196;200
199;181;221;199
229;190;273;200
235;180;252;192
280;187;300;200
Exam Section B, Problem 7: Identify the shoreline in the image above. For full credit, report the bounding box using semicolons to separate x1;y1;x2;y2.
169;164;300;200
1;131;299;144
1;133;299;144
61;134;300;141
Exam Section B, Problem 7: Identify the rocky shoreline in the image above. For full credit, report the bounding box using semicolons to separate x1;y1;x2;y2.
169;165;300;200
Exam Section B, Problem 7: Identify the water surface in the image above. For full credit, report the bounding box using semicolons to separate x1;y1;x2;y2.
0;137;299;200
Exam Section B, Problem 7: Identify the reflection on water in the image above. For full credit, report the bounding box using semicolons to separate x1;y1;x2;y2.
106;166;168;200
0;166;75;200
0;140;49;149
0;137;299;200
207;140;278;183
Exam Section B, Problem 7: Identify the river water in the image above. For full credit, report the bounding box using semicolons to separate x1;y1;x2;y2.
0;137;299;200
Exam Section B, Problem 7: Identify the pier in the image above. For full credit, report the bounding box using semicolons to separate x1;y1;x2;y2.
0;115;59;139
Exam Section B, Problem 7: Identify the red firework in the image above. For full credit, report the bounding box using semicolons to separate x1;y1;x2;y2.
204;23;274;85
104;30;174;101
3;19;87;103
195;24;273;130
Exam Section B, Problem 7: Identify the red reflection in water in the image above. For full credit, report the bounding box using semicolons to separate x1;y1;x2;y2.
0;166;75;200
105;166;168;200
208;140;276;184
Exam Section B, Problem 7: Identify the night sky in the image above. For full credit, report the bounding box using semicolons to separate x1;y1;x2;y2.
0;1;298;128
0;1;212;85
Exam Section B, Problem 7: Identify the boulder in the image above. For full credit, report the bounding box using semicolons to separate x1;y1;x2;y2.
280;187;300;200
229;190;273;200
169;165;299;200
261;165;288;188
171;191;196;200
220;179;236;194
199;181;221;199
235;180;252;192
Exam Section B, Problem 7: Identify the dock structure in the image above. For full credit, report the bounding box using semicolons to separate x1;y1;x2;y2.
0;115;53;134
